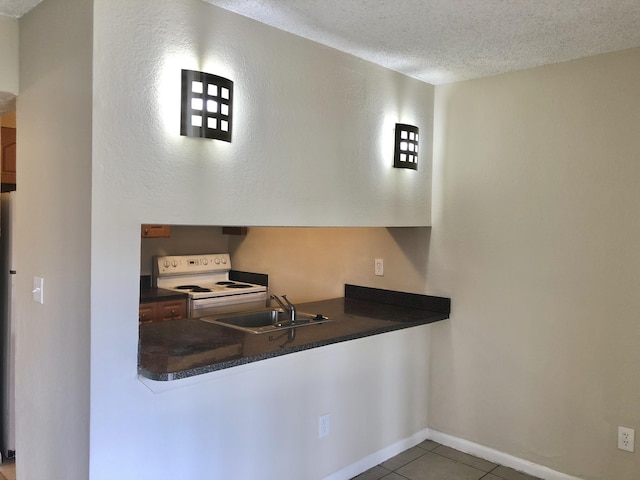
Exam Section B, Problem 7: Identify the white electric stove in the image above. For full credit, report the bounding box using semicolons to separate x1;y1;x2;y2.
153;253;268;318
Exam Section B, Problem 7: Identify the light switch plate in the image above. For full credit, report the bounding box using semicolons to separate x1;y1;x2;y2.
319;413;330;438
32;276;44;304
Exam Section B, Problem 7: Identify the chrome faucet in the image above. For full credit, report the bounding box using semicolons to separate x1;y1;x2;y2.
270;294;296;322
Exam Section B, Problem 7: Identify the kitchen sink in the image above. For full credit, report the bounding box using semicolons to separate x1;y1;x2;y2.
199;308;332;334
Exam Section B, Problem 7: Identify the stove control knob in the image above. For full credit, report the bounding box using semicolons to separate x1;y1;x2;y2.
222;257;228;264
202;258;209;265
171;260;178;267
214;257;220;264
163;260;170;268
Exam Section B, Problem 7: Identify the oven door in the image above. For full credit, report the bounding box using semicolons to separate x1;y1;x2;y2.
189;291;268;319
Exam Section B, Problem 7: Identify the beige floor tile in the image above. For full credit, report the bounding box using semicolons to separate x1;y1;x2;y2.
352;464;391;480
380;473;410;480
432;445;497;472
380;446;428;471
415;439;440;451
396;452;486;480
491;465;541;480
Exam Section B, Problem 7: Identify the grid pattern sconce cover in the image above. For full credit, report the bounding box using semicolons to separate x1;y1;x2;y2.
394;123;419;169
180;69;234;142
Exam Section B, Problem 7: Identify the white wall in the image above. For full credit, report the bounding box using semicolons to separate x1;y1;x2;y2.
0;15;18;95
131;328;429;480
89;1;435;478
16;0;93;478
92;0;433;229
428;47;640;479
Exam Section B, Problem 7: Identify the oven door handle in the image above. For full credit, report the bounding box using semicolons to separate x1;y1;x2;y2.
190;291;268;310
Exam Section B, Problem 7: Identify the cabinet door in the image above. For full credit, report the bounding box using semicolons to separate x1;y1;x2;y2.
141;225;171;238
158;299;187;321
1;127;16;185
139;303;157;324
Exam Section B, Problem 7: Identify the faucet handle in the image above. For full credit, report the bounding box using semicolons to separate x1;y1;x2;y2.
282;295;295;308
282;295;296;321
270;294;288;312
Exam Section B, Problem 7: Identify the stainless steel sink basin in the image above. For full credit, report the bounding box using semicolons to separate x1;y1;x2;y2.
199;308;332;334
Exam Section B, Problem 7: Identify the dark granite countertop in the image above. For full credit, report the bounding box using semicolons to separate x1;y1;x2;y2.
139;287;189;303
138;285;450;381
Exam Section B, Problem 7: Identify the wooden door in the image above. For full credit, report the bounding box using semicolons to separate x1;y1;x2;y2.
1;127;16;185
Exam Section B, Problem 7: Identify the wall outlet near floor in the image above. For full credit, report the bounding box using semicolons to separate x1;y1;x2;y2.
374;258;384;276
319;413;330;439
618;426;635;452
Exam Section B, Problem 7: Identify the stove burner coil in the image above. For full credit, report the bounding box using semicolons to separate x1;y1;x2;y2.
226;283;253;289
175;285;212;292
216;281;235;285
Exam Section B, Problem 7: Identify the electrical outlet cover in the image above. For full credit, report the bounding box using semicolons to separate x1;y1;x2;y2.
374;258;384;276
618;426;635;452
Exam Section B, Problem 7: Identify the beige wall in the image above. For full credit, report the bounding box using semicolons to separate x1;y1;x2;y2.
16;0;93;478
229;227;430;302
141;226;431;301
428;47;640;479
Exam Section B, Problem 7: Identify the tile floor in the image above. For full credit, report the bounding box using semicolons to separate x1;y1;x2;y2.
0;442;542;480
352;440;541;480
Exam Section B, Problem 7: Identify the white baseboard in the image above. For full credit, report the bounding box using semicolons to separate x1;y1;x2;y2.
323;428;430;480
325;428;582;480
427;429;582;480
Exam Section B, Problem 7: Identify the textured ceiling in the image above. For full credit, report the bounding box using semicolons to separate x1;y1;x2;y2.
2;1;640;84
203;0;640;85
0;0;42;17
0;91;15;115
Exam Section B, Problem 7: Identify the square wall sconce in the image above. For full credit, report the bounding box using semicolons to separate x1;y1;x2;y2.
394;123;419;169
180;69;234;142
